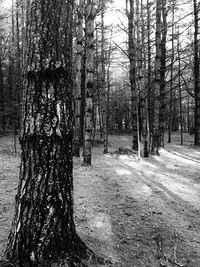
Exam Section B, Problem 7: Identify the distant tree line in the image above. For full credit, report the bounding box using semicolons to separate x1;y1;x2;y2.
0;0;199;162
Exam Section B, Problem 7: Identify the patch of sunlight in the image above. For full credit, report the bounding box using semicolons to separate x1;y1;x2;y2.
142;160;159;169
115;168;132;175
121;183;152;200
162;180;198;203
118;154;135;161
191;150;200;156
172;151;200;163
104;154;112;158
86;212;119;262
121;137;130;141
88;213;112;241
158;150;199;165
194;183;200;189
118;156;158;172
139;184;152;197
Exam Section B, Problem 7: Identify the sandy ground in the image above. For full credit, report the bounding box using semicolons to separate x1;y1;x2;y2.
0;133;200;266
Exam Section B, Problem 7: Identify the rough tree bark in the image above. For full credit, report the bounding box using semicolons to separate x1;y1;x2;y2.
0;54;5;131
136;0;142;159
194;0;200;145
15;0;22;130
168;0;175;143
2;1;102;266
159;0;167;147
147;0;152;154
177;26;183;145
127;0;138;150
151;0;162;155
139;0;149;158
101;4;108;154
73;0;84;157
83;0;95;165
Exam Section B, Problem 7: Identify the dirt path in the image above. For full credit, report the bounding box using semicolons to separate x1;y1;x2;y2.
0;133;200;266
74;134;200;266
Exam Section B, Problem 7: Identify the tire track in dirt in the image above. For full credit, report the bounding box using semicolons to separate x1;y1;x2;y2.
74;156;162;266
109;154;200;265
168;151;200;163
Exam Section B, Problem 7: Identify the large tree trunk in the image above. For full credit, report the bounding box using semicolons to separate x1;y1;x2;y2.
2;1;95;265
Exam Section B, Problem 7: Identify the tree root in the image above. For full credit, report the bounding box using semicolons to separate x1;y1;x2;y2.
0;234;113;267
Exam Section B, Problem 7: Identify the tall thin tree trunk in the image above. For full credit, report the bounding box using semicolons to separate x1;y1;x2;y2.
15;0;22;130
136;0;145;158
101;5;108;154
177;26;183;145
151;0;162;155
94;27;102;139
105;28;113;139
168;0;175;143
139;0;149;158
159;0;167;147
147;0;151;154
0;55;5;131
83;0;95;165
80;51;86;145
194;0;200;145
187;94;190;133
74;0;83;157
107;68;110;133
20;0;29;134
127;0;138;150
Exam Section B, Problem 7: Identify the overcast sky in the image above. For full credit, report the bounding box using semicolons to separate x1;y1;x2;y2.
2;0;12;9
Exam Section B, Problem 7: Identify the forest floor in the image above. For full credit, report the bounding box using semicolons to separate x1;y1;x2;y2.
0;132;200;266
